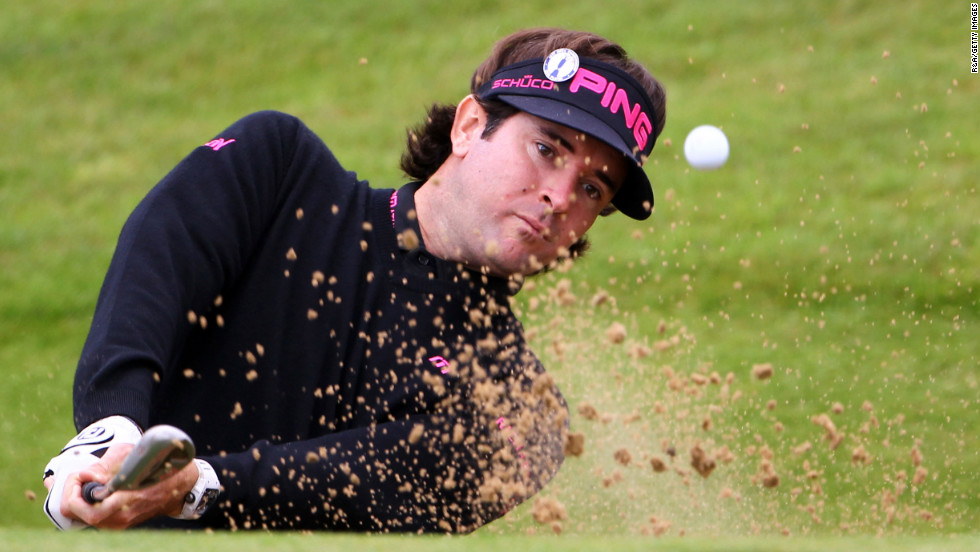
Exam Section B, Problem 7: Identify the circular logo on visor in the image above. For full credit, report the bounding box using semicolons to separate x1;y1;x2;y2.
543;48;580;82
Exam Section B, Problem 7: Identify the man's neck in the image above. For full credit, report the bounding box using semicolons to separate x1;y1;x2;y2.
413;172;459;263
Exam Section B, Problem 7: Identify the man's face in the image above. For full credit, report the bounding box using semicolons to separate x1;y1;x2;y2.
447;109;628;277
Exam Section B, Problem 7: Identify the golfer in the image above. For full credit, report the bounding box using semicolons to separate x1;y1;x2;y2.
43;27;666;532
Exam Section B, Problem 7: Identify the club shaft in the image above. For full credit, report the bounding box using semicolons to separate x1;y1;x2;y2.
77;425;195;505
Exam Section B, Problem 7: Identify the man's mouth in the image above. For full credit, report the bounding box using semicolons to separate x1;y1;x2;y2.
516;214;552;242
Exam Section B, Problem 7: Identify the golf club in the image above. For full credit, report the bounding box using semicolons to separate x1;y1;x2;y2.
82;425;195;504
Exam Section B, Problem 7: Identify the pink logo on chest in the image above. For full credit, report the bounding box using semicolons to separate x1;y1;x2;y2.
428;355;450;374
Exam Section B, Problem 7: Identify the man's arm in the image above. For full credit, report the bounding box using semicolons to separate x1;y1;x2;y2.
53;361;566;532
52;111;337;529
73;110;325;430
196;368;568;533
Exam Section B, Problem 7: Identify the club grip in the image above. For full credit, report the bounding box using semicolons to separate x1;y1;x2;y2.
82;481;110;503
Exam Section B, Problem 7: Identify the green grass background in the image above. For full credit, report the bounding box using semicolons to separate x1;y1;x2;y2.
1;0;977;549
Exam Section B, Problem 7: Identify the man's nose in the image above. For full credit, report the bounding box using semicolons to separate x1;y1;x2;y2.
540;172;576;214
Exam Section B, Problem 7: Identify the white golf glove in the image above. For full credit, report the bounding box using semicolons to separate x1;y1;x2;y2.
43;416;142;530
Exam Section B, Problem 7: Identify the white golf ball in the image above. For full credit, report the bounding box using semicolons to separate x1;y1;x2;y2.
684;125;729;170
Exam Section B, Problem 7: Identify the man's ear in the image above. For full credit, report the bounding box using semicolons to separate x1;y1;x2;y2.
450;95;487;157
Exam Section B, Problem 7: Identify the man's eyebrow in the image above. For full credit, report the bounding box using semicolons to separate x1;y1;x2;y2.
543;128;577;155
542;128;619;193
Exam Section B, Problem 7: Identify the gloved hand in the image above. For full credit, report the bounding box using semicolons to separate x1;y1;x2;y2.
43;416;142;530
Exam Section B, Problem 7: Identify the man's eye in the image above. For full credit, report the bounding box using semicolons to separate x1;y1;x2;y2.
583;183;602;200
536;142;555;158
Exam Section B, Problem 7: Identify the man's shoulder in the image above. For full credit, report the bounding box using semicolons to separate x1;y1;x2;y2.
224;110;312;141
238;109;303;127
217;111;360;180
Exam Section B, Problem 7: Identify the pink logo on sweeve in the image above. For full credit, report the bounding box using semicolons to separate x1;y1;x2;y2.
204;138;236;151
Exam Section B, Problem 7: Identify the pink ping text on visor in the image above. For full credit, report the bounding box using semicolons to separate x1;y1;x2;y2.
476;57;657;167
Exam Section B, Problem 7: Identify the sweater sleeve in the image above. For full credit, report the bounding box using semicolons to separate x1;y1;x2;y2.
73;111;327;430
195;360;568;533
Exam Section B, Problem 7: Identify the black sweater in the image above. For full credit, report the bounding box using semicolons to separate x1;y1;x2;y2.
73;111;568;532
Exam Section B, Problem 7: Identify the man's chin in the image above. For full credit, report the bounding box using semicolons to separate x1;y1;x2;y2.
477;240;560;277
501;253;562;278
